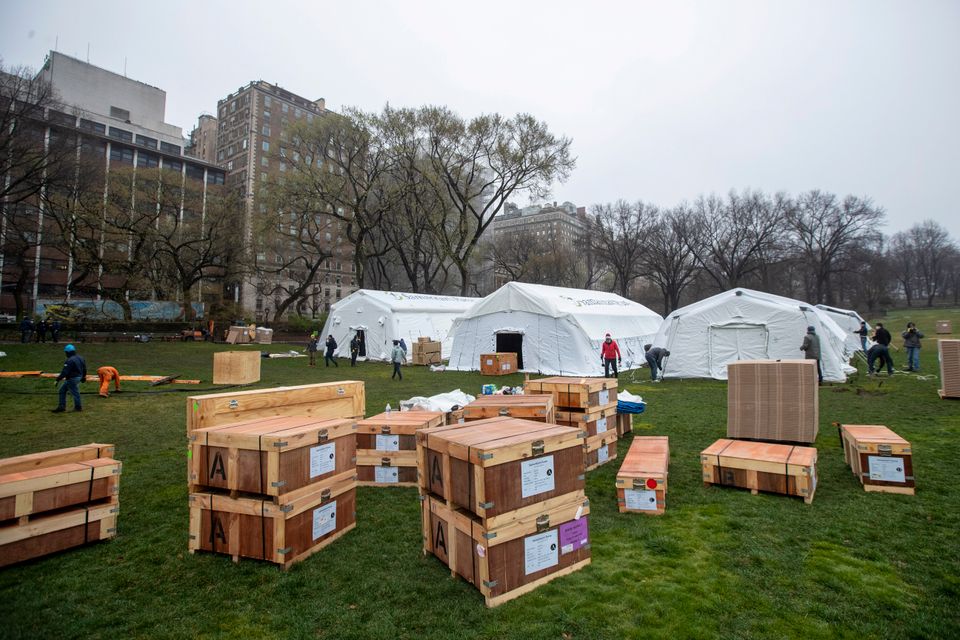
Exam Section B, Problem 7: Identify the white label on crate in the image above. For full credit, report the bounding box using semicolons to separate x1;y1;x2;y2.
502;363;511;371
624;489;658;511
597;444;610;464
312;500;337;540
486;359;494;366
810;464;818;491
376;434;400;451
598;389;610;406
476;543;486;558
575;504;584;520
868;456;905;483
596;417;608;434
524;529;559;575
520;455;555;498
375;465;399;483
309;443;336;478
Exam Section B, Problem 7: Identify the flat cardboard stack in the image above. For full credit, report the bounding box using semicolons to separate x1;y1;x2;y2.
463;394;556;423
417;416;589;607
413;338;442;365
939;339;960;399
700;439;818;504
838;424;915;495
936;320;952;335
616;437;669;515
525;377;619;471
727;360;819;443
480;353;518;376
355;411;444;487
212;350;262;385
0;444;121;568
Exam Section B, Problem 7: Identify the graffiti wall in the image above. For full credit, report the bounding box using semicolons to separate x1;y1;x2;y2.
36;299;205;321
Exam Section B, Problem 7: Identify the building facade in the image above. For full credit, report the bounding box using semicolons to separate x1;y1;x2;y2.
186;114;218;164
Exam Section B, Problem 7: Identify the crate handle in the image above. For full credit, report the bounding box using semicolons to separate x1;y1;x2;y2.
381;426;392;434
321;488;331;500
878;444;892;455
535;514;550;532
498;408;510;417
318;429;329;443
531;440;545;456
381;457;391;467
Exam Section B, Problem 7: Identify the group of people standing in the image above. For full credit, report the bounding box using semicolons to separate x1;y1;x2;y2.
19;317;62;343
861;321;924;376
307;331;406;379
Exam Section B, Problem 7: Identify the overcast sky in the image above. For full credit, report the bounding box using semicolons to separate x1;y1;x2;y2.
3;0;958;237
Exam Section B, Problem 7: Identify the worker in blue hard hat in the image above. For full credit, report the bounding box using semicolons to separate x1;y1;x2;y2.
52;343;87;413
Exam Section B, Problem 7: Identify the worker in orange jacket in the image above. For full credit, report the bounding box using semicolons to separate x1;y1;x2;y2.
97;366;121;397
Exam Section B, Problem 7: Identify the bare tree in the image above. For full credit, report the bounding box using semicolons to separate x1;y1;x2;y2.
889;220;957;307
640;205;701;314
590;200;653;297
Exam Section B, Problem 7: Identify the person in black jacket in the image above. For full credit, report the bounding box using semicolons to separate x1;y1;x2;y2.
324;335;339;367
53;344;87;413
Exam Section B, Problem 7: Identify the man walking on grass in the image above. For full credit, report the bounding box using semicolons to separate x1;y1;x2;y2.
324;334;339;367
52;344;86;413
391;339;405;380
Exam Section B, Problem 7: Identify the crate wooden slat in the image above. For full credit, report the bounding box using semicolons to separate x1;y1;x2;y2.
480;353;518;376
186;381;365;434
189;416;356;502
0;458;121;522
189;473;356;569
556;404;617;437
701;439;818;504
0;443;115;476
727;360;819;443
421;491;591;607
212;351;262;385
356;411;444;487
416;417;585;525
0;501;119;568
523;377;617;411
838;424;915;495
615;413;633;437
584;432;618;471
939;340;960;399
616;436;668;514
463;395;556;423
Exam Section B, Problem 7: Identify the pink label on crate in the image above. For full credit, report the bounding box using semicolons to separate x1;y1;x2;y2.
558;517;589;554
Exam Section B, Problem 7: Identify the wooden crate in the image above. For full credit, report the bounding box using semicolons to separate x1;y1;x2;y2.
939;340;960;399
356;411;445;487
445;409;465;426
189;416;356;501
421;491;591;608
480;353;518;376
463;395;556;423
416;417;585;525
727;360;819;443
0;458;121;522
186;381;365;434
556;404;617;437
523;377;617;411
616;436;669;514
189;473;356;569
839;424;915;495
0;443;115;476
615;413;633;437
584;432;618;471
212;351;261;385
701;439;817;504
936;320;952;334
0;501;119;568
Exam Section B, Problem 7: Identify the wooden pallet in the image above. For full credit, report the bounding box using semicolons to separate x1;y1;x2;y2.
701;439;817;504
616;436;669;514
523;376;617;411
38;373;201;384
0;458;121;523
0;501;118;568
463;394;556;423
838;424;915;495
356;411;444;487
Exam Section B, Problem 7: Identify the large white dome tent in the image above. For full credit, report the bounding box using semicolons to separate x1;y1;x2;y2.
651;288;855;382
446;282;663;376
815;304;869;356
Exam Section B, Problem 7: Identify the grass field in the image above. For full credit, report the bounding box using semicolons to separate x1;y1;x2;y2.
1;307;959;639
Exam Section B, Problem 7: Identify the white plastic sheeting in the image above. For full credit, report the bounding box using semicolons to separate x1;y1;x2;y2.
447;282;663;376
320;289;476;361
816;304;869;355
399;389;475;412
651;288;855;383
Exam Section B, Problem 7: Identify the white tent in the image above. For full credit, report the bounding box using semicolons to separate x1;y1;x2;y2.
320;290;477;361
447;282;663;376
816;304;869;355
651;288;855;382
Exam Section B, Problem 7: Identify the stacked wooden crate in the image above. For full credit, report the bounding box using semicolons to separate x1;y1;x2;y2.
938;339;960;399
356;411;444;487
525;377;619;471
615;413;633;437
480;353;518;376
838;424;915;495
463;394;556;423
727;360;819;443
700;439;817;504
412;338;442;365
417;417;590;607
0;443;121;568
213;351;262;384
616;436;669;515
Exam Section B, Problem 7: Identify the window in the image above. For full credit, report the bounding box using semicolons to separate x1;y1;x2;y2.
306;113;313;123
136;135;157;149
110;106;131;121
137;152;159;168
261;172;267;182
217;150;225;161
261;157;269;168
294;108;301;118
108;127;133;142
263;109;271;120
241;138;248;150
160;141;181;154
226;160;234;170
109;145;134;165
79;119;106;134
264;95;272;107
262;124;271;137
185;164;205;181
163;158;182;173
262;141;270;152
208;171;225;185
279;162;286;172
49;110;76;126
281;103;289;113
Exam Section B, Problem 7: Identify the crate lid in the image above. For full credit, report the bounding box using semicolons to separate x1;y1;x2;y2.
524;376;617;391
701;438;816;466
466;394;554;408
839;424;909;445
618;436;669;478
192;415;355;450
356;411;445;434
419;416;583;466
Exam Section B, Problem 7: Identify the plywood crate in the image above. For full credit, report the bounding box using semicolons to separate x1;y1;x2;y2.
212;351;262;385
936;320;952;334
463;394;556;423
701;439;817;504
186;381;365;434
445;409;465;426
189;416;356;501
416;417;585;525
0;458;121;522
524;377;617;411
584;432;618;471
356;411;445;487
615;413;633;437
839;424;915;495
421;491;591;607
556;404;617;437
0;502;119;568
939;339;960;399
0;443;115;476
189;473;355;569
727;360;819;443
412;341;442;366
616;436;668;515
480;353;518;376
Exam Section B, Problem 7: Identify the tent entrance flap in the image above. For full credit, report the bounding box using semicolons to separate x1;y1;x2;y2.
349;326;367;357
708;324;769;378
495;331;524;369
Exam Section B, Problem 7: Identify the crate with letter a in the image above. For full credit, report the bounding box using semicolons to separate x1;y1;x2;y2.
616;436;669;515
188;416;356;502
355;411;445;487
523;376;617;411
416;417;585;526
838;424;915;495
701;439;818;504
463;395;556;423
189;473;356;569
421;491;591;607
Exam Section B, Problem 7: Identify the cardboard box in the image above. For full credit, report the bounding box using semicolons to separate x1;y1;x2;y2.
727;360;818;443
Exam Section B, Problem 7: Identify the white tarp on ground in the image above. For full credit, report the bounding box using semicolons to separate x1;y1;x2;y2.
320;289;476;361
447;282;663;376
651;288;855;382
816;304;869;355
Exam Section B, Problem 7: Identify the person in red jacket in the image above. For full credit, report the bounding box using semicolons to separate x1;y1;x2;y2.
600;333;621;378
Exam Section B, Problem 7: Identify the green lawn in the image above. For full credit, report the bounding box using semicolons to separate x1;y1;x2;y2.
0;325;958;639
